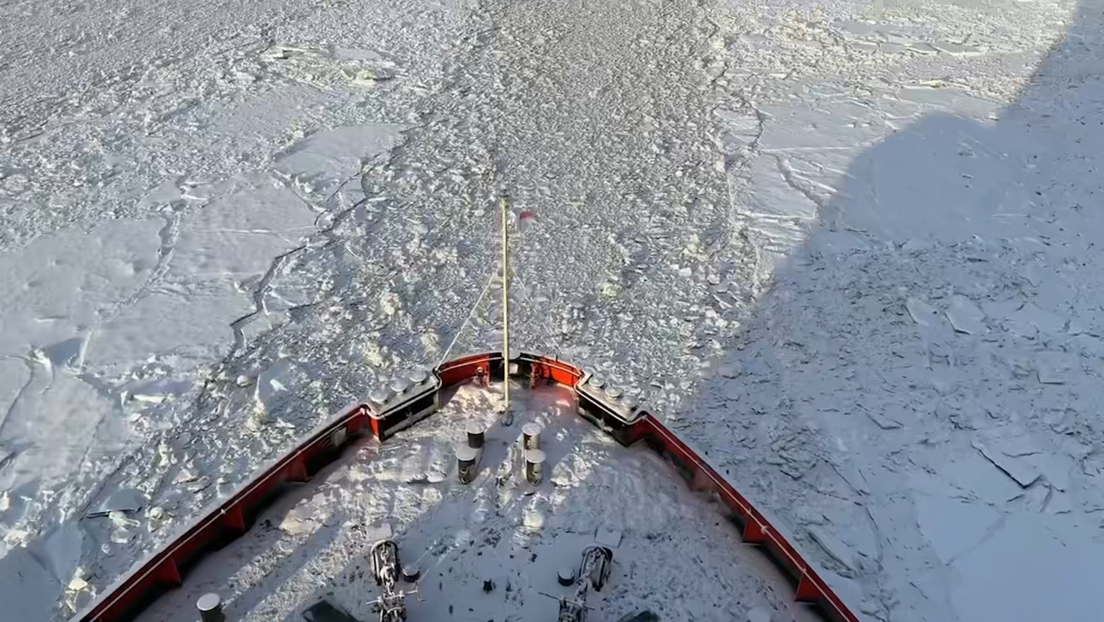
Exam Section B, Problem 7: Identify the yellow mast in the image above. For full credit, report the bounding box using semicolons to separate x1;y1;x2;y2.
501;195;510;416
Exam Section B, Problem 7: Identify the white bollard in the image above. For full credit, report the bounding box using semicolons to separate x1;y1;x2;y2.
457;445;480;484
466;420;486;449
197;593;225;622
521;422;542;451
525;449;546;485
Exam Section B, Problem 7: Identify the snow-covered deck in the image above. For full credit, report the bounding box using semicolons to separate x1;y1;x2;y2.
136;383;820;622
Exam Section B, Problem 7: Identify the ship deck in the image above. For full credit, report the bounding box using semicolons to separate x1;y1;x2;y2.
136;381;821;622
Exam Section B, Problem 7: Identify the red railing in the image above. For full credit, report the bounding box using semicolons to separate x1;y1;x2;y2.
634;416;857;622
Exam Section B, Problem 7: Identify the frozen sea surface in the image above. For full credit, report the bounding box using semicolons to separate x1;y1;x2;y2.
2;0;1103;619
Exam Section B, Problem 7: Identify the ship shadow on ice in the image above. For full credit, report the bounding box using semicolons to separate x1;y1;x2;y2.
680;1;1104;621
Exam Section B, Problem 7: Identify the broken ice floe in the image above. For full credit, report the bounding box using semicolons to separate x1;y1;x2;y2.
1003;303;1065;340
808;525;856;572
945;295;986;335
253;358;302;415
972;438;1040;488
273;124;407;201
86;488;146;518
860;404;903;430
1035;352;1076;385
